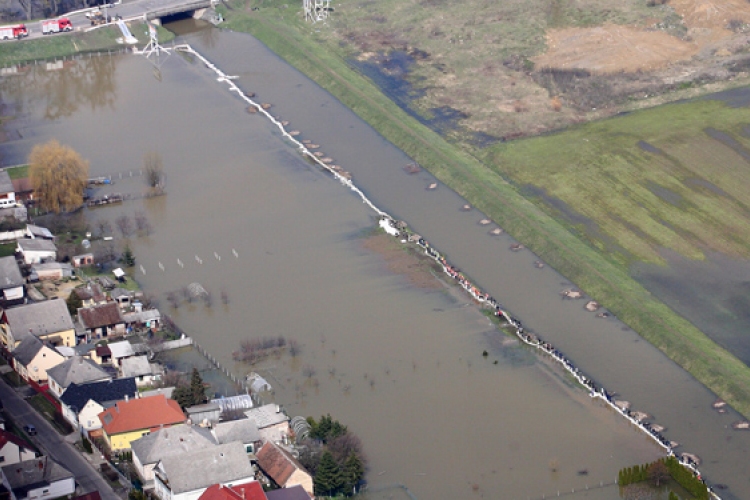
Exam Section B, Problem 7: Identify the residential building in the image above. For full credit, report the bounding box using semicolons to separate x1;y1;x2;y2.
0;172;16;210
120;356;162;387
106;340;134;367
244;405;290;444
131;425;217;484
78;303;125;340
98;394;186;451
0;300;75;350
73;283;107;308
255;442;313;497
0;257;24;304
197;482;267;500
0;456;75;500
153;442;256;500
212;419;262;454
24;225;53;241
29;262;73;281
47;356;112;399
72;253;94;268
59;378;138;432
0;429;36;465
11;336;65;384
15;239;56;265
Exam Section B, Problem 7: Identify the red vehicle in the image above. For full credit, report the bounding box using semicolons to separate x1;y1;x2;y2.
0;24;28;40
41;18;73;34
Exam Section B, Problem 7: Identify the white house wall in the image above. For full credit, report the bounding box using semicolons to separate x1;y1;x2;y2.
79;400;105;431
0;442;35;466
2;286;23;301
24;476;75;500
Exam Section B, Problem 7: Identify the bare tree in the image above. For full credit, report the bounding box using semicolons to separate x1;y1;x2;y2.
143;151;164;189
96;219;112;237
647;460;670;487
29;140;89;213
302;365;316;379
134;211;152;236
115;215;134;237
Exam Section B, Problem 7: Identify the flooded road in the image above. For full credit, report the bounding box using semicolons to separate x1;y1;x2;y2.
0;25;748;498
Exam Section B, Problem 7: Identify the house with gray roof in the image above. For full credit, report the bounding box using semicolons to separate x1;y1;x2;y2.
59;377;137;432
0;256;24;304
30;262;73;281
212;419;262;454
132;424;217;484
153;442;255;500
244;404;290;444
0;456;75;500
25;224;54;240
120;356;163;387
16;238;56;265
0;299;76;350
11;336;65;384
47;356;112;399
0;171;16;209
78;302;125;340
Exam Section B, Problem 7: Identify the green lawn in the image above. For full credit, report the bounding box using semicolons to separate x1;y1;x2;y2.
3;165;28;180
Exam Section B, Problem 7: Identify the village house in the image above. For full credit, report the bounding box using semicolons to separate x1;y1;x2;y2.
255;442;313;497
106;340;136;367
29;262;73;281
72;253;94;268
153;442;256;500
11;336;65;384
73;283;107;308
0;299;76;351
0;429;36;465
24;225;54;241
16;239;56;265
0;256;24;305
120;356;163;387
110;288;132;309
0;171;16;210
212;419;262;455
123;308;161;333
98;394;186;451
244;404;290;444
59;377;138;433
47;356;112;399
78;303;125;340
0;456;75;500
197;481;268;500
131;424;217;485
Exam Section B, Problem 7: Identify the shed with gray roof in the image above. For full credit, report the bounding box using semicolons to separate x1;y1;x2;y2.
0;256;24;302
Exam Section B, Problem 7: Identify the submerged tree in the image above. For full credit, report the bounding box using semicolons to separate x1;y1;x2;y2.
314;451;343;497
143;151;164;189
121;245;136;267
29;139;89;213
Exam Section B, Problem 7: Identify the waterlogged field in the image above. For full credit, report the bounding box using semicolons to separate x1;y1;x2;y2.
483;99;750;266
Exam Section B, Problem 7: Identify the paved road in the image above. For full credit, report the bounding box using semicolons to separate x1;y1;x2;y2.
0;380;122;500
1;0;213;42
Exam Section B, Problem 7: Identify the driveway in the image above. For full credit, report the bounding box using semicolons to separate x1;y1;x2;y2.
0;379;123;500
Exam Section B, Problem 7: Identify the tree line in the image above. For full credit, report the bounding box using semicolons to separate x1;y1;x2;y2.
298;414;366;497
618;456;709;500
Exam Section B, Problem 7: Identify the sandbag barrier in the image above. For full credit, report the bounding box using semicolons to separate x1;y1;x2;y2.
162;44;720;500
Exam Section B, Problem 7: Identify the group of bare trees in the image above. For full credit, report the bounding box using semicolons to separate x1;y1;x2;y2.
232;336;300;365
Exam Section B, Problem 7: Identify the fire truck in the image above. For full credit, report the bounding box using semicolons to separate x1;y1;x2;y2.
41;18;73;34
0;24;28;40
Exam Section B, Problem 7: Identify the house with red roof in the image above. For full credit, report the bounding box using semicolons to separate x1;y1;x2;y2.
255;442;313;497
98;394;186;451
198;481;267;500
0;429;36;465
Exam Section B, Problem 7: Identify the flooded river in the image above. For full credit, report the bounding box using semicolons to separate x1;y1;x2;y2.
1;24;749;499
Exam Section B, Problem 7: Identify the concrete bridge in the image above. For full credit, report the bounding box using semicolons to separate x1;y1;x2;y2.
143;0;218;22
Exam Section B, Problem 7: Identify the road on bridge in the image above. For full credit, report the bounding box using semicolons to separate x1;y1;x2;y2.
0;380;123;500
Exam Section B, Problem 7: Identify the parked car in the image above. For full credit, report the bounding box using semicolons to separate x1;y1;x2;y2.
23;424;36;436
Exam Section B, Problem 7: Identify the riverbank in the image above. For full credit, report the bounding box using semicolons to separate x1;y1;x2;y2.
212;3;750;419
0;22;174;67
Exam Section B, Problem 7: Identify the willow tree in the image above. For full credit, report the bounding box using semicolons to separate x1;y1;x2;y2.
29;140;89;213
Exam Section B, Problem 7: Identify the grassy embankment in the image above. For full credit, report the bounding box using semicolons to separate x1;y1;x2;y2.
0;23;175;67
217;2;750;417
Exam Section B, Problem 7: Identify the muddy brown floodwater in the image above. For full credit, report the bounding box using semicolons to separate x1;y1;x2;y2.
0;23;748;499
